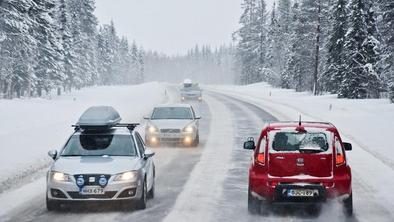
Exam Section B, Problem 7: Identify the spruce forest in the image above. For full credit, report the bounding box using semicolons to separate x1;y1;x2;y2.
235;0;394;102
0;0;144;99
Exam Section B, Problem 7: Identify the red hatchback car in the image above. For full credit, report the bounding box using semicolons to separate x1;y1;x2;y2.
244;121;353;216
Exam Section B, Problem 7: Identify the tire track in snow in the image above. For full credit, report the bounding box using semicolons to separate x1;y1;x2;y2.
162;93;235;222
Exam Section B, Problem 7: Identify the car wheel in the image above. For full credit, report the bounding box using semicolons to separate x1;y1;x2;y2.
192;134;200;147
343;193;353;216
148;168;155;199
148;180;155;199
248;189;261;214
46;195;61;211
135;179;147;210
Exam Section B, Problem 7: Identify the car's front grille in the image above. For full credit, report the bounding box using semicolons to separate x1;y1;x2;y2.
73;174;111;187
160;129;181;133
160;138;183;142
67;191;117;199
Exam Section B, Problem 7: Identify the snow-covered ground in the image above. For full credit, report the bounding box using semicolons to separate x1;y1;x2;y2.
0;82;167;192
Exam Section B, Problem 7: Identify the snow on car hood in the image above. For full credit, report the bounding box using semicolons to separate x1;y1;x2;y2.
52;156;141;175
149;119;194;130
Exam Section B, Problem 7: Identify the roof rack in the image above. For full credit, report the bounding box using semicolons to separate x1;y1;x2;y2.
73;106;139;131
72;123;140;131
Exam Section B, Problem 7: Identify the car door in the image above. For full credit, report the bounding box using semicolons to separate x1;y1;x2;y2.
135;132;154;189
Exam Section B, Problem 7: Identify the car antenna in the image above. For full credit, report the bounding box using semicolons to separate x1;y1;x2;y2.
299;115;302;126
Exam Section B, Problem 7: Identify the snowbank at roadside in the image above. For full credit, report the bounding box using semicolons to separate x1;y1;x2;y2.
0;82;167;192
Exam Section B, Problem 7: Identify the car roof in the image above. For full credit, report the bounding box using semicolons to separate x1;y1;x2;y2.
154;104;192;108
73;127;133;136
267;121;337;131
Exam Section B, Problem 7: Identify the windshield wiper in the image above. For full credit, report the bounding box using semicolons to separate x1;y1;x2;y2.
299;147;325;153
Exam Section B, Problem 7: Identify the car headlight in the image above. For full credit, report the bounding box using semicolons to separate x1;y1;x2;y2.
183;125;195;133
147;125;158;133
51;172;72;182
114;171;138;182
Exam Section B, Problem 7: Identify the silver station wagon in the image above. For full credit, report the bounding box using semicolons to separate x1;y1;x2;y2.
46;106;155;211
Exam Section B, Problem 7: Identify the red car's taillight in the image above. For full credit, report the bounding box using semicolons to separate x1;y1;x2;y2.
256;153;265;164
336;153;345;165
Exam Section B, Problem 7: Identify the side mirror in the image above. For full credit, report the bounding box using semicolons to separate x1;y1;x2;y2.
143;116;150;120
195;116;202;120
48;150;58;160
144;149;155;159
343;142;352;151
244;140;256;150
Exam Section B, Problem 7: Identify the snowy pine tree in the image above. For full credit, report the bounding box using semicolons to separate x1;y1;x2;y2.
363;1;382;98
235;0;268;84
323;0;348;94
31;0;64;96
340;0;369;99
379;0;394;102
0;0;36;98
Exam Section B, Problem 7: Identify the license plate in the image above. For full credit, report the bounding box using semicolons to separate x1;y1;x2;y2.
161;133;180;138
287;189;316;197
81;186;105;195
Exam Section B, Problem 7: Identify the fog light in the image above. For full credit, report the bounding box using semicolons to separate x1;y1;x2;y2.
184;137;192;144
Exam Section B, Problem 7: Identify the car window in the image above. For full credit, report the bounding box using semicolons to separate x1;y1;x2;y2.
135;133;145;156
151;107;193;120
61;134;137;156
271;131;329;152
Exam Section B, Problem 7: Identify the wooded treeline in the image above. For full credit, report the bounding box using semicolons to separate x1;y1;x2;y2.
235;0;394;102
0;0;144;99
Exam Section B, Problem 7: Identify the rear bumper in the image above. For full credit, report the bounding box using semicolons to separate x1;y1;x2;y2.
249;172;351;203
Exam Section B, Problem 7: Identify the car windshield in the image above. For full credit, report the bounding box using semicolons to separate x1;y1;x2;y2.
61;134;137;156
271;131;329;152
151;107;193;120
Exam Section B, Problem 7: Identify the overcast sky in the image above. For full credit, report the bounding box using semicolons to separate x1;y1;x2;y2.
94;0;275;56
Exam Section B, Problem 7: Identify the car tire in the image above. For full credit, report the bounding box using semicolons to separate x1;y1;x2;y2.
148;170;155;199
46;196;61;211
192;134;200;147
343;193;353;216
248;189;261;214
135;179;147;210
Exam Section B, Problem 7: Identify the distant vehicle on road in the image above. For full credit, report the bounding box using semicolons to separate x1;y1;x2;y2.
244;121;353;216
145;104;201;147
180;80;203;102
46;106;155;211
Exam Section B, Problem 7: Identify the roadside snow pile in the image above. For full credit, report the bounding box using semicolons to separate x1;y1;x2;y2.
0;82;166;192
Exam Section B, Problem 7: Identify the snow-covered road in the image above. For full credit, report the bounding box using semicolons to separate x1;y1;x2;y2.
0;85;393;222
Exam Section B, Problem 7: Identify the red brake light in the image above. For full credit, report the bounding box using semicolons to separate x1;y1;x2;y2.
336;153;345;165
256;153;265;164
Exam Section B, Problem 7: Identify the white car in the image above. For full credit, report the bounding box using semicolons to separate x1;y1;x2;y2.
46;106;155;211
145;104;201;147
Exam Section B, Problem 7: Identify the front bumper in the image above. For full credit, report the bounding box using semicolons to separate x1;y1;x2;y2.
47;177;142;202
145;131;197;145
181;94;202;101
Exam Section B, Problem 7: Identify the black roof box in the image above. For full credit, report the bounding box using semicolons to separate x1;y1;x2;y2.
76;106;121;129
